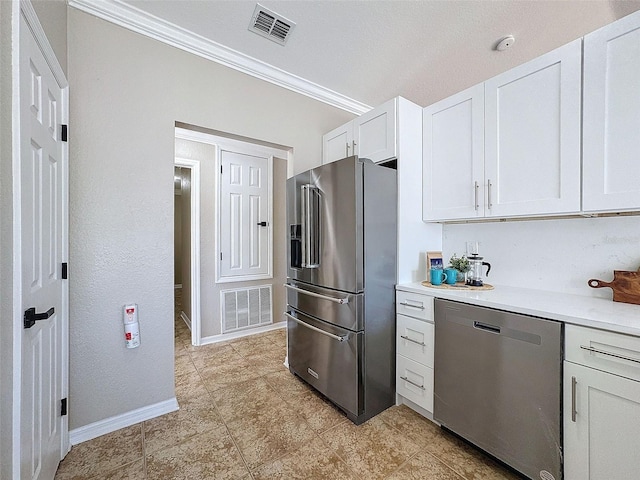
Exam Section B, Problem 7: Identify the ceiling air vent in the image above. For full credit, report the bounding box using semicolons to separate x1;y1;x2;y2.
249;4;295;45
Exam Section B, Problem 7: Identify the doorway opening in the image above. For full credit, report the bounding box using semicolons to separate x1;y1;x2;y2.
173;159;201;346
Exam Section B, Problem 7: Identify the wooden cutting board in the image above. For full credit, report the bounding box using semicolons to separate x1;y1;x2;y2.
588;268;640;305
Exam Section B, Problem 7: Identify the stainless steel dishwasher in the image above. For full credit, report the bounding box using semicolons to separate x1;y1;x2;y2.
434;299;563;480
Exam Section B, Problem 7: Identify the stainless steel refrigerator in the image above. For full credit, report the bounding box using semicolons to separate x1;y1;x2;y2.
285;156;397;425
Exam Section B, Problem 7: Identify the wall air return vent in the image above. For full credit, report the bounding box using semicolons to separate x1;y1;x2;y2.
221;285;272;333
249;4;295;45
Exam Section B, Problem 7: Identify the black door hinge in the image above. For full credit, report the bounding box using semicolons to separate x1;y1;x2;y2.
61;124;68;142
62;262;68;279
61;398;68;416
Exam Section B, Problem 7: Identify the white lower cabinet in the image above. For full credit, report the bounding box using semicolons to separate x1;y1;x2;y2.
395;289;434;416
564;325;640;480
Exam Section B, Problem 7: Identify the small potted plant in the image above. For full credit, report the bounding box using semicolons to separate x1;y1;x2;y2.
449;253;471;283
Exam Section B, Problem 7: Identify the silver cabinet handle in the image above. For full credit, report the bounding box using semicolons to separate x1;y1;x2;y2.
284;312;346;342
352;140;357;155
399;302;424;310
487;179;493;209
579;345;640;365
474;181;479;211
400;376;425;390
571;376;577;422
300;184;321;268
346;142;350;156
284;284;349;305
400;335;426;347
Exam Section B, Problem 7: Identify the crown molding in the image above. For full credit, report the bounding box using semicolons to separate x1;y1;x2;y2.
68;0;372;115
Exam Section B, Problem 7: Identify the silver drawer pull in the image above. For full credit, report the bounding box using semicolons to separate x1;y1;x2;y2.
284;284;349;305
400;376;425;390
580;345;640;365
399;302;425;310
284;312;346;342
400;335;426;347
571;376;577;423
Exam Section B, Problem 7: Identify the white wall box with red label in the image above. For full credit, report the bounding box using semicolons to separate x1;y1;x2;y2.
123;304;141;348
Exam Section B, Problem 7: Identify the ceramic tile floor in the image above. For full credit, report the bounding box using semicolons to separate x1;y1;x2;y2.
55;290;520;479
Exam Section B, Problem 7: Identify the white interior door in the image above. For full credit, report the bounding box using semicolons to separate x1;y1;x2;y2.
219;150;271;281
19;12;68;480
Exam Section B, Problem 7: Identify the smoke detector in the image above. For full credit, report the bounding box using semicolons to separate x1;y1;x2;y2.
495;35;515;51
249;4;296;45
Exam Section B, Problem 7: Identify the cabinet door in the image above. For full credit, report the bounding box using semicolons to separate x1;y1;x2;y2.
564;362;640;480
322;123;352;164
583;11;640;212
354;98;396;163
485;40;581;217
423;84;484;221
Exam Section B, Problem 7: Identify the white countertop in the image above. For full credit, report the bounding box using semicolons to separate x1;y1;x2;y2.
397;282;640;337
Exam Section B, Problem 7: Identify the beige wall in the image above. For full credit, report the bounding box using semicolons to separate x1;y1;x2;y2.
32;0;67;75
174;178;182;286
67;8;353;430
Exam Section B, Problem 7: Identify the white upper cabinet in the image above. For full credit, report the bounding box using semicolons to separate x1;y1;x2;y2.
423;84;485;221
485;39;582;217
322;98;397;164
423;40;581;222
354;98;396;163
322;123;352;165
583;10;640;213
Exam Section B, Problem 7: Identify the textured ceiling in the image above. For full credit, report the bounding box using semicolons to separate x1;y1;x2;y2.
121;0;640;109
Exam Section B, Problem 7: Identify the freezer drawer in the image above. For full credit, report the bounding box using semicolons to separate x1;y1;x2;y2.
286;308;363;417
286;280;363;331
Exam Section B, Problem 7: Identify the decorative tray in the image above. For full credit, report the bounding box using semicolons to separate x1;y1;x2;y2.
421;281;495;291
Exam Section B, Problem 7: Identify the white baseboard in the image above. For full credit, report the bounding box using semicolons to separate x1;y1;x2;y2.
200;321;285;346
180;311;191;329
69;397;179;445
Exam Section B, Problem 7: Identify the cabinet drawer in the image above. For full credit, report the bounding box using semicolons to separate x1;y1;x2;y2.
566;324;640;382
396;314;434;367
396;291;434;321
396;355;433;412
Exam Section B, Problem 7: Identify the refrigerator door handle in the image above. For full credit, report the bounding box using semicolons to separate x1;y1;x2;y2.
301;184;321;268
284;283;349;305
284;312;346;342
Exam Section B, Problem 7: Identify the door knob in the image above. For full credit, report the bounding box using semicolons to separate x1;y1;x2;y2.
24;307;54;329
257;221;268;227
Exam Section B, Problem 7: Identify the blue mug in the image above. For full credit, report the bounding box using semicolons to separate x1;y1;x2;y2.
444;268;458;285
430;268;447;285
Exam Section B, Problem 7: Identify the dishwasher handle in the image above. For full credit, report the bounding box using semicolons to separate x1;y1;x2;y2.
473;321;501;334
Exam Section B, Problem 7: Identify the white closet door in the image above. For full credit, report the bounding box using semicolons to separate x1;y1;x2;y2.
219;150;271;281
20;12;68;480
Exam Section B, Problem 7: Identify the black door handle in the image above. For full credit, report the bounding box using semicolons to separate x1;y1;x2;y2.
257;221;268;227
24;307;55;329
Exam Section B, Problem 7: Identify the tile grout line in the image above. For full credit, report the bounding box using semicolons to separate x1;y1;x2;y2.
190;341;256;479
